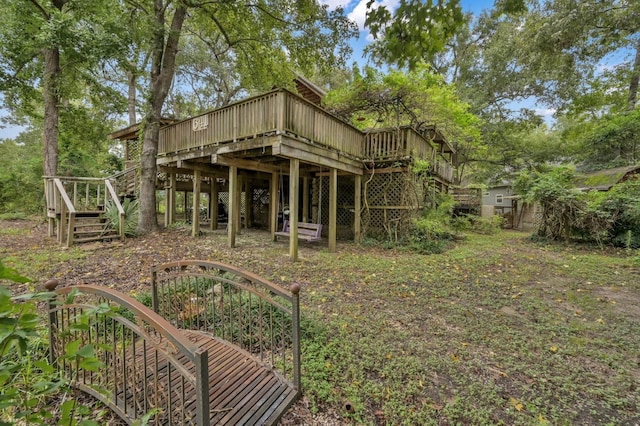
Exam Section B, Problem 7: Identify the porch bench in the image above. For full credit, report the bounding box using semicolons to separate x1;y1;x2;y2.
275;219;323;242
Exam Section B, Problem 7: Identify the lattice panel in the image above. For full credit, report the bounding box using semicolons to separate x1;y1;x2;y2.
313;175;356;239
311;169;435;240
361;170;426;240
127;139;141;162
250;186;270;228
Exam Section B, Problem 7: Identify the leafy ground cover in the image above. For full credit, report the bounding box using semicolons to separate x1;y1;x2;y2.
1;219;639;425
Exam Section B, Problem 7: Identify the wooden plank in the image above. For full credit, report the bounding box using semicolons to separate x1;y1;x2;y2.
329;168;337;252
289;159;299;261
354;174;362;243
192;170;201;237
273;138;362;175
270;172;278;240
228;166;237;248
212;154;280;174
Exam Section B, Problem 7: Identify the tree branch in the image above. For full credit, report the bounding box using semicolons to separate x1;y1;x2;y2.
26;0;50;19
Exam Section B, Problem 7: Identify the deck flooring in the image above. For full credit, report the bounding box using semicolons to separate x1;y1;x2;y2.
109;330;296;425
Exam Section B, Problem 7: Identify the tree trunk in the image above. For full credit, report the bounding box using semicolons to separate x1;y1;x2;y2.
127;70;137;125
42;46;60;177
138;119;160;233
40;0;66;177
627;40;640;111
136;2;188;234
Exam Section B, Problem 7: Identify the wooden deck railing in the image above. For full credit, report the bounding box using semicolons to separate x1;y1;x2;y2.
111;166;140;198
43;176;125;246
45;281;210;425
155;90;454;183
151;260;301;392
158;89;363;159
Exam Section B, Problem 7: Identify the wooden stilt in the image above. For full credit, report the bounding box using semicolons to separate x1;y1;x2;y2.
329;168;337;252
289;159;299;261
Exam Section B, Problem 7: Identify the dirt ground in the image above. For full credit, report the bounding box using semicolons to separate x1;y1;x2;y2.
2;218;639;425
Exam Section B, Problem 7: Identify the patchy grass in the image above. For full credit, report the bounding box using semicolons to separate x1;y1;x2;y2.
0;219;638;425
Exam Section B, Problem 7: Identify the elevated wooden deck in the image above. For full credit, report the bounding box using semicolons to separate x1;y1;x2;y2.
46;260;301;426
155;88;454;182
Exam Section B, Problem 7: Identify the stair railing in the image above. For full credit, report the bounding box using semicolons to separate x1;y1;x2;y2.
51;178;77;247
110;166;140;197
44;176;127;246
105;179;125;241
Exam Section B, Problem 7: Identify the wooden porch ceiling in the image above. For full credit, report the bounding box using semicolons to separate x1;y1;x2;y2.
157;133;363;176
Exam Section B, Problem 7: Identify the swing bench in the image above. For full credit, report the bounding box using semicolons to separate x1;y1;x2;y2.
275;220;323;242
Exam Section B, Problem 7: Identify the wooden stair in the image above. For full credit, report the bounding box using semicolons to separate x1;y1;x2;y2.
71;212;119;244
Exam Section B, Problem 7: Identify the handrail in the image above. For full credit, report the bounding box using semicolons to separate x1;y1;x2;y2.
108;165;139;181
104;179;125;240
53;178;76;214
51;284;202;360
46;281;210;426
151;259;302;391
44;175;106;182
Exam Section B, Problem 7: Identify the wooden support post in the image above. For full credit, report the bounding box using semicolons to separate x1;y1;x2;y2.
183;191;188;222
210;178;218;230
236;175;243;235
192;170;201;237
59;202;67;246
168;173;176;226
354;174;362;243
289;159;300;261
302;177;309;223
244;179;252;229
228;166;237;248
329;167;337;252
270;172;279;241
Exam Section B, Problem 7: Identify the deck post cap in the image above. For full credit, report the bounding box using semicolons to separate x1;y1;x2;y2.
290;283;301;294
44;279;60;291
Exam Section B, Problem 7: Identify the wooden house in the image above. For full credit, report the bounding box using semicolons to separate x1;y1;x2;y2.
45;80;456;259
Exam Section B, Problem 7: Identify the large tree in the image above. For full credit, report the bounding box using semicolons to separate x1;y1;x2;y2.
0;0;126;177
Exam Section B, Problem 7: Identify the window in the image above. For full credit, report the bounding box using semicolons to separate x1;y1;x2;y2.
496;194;504;204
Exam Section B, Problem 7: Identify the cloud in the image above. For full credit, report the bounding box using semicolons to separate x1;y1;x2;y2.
535;108;556;117
347;0;399;33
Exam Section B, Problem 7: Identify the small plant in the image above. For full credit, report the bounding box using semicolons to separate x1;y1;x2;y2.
104;197;139;237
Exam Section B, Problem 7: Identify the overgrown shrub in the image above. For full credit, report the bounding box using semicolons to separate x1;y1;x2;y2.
471;215;504;235
516;166;640;247
407;193;456;254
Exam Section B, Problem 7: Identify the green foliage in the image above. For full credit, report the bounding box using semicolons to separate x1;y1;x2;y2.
408;192;457;254
104;197;139;237
516;166;640;247
569;109;640;170
0;265;114;425
470;215;504;235
0;130;43;215
0;260;31;284
452;214;503;235
364;0;465;69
